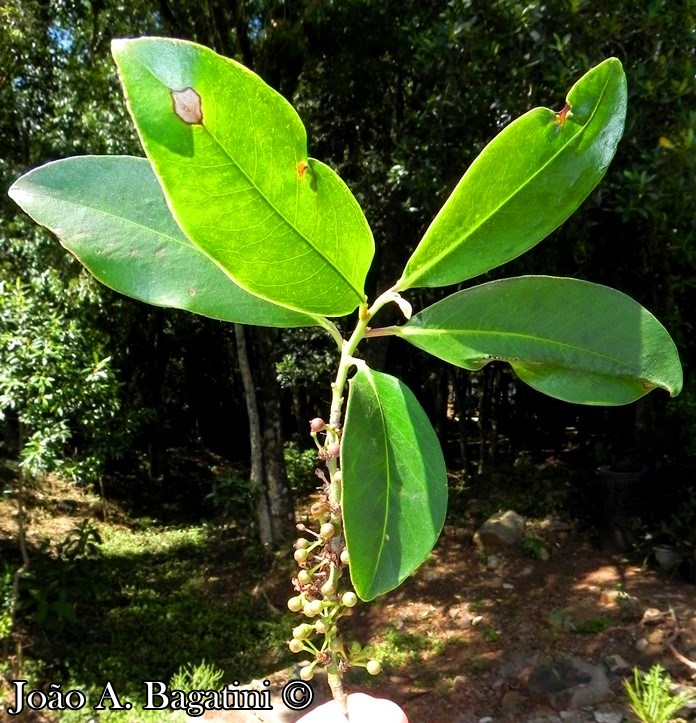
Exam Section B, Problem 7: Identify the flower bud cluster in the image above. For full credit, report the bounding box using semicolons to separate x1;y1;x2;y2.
285;421;381;680
309;417;341;461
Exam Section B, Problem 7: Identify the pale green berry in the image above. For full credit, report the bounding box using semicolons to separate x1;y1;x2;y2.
300;665;314;681
307;599;323;615
320;579;337;597
315;619;329;634
366;659;382;676
341;591;358;608
329;636;344;653
294;548;309;564
350;641;362;655
288;638;303;653
295;537;310;549
340;548;350;565
320;522;336;540
292;624;312;640
287;596;303;612
297;570;312;585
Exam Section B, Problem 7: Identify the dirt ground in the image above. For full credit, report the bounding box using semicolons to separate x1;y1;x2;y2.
2;475;696;722
331;525;696;722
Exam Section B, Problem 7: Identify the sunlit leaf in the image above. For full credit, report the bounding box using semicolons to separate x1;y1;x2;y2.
398;58;627;290
342;366;448;600
393;276;682;405
8;156;318;327
112;37;374;317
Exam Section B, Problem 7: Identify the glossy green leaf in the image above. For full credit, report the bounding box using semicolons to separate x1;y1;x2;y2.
341;366;448;601
8;156;318;327
393;276;682;405
111;37;374;317
397;58;627;290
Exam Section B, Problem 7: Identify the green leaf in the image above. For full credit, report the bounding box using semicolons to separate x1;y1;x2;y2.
8;156;318;327
397;58;627;290
341;366;448;601
111;37;374;317
393;276;682;405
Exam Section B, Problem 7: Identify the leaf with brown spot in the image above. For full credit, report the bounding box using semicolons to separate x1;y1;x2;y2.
171;87;203;125
111;37;374;317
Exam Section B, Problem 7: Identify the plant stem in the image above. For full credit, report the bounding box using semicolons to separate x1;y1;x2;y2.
327;664;349;717
321;287;402;717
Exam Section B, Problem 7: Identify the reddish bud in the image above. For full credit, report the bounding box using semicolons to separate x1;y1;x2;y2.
310;417;325;432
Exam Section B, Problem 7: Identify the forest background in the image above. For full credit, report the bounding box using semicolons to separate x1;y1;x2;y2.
1;0;694;533
0;0;695;646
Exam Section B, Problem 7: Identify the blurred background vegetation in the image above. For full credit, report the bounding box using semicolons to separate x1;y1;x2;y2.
0;0;694;708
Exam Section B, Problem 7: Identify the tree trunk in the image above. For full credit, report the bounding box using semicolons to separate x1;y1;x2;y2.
233;324;273;548
251;328;295;543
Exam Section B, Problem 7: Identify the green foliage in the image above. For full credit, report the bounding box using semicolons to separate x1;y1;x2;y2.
0;562;14;642
21;520;105;631
624;664;696;723
371;625;436;669
111;37;374;319
397;58;627;290
342;365;447;600
205;468;258;532
8;157;315;327
0;271;129;483
394;276;682;405
7;35;683;689
283;442;319;493
169;659;224;692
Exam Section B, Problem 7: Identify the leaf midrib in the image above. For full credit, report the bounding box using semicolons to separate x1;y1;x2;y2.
399;71;613;289
399;326;646;375
361;369;393;591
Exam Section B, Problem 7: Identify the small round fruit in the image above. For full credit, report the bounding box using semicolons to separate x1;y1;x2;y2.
315;619;329;634
326;442;341;458
320;522;336;540
366;659;382;676
295;537;310;549
297;570;312;585
292;624;312;640
309;418;325;432
294;548;309;564
300;665;314;681
307;599;323;615
288;638;303;653
329;636;344;653
320;579;337;597
340;548;350;565
287;596;303;612
341;591;358;608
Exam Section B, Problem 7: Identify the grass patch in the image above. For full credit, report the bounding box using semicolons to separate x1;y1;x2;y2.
3;519;294;721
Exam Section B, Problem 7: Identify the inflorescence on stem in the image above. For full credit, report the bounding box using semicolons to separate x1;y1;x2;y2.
286;416;381;689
